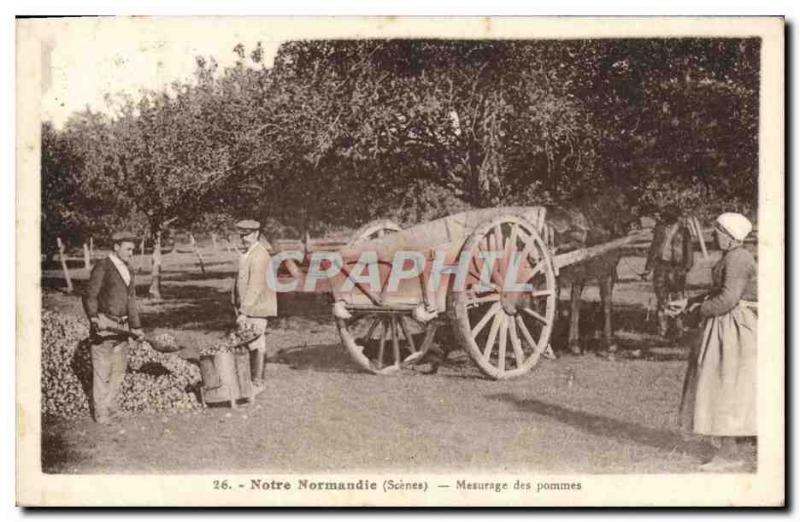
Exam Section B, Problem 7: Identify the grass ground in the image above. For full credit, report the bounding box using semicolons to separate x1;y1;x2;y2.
39;248;756;474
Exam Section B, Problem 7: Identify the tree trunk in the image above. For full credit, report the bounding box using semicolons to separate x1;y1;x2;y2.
149;231;163;299
57;237;73;293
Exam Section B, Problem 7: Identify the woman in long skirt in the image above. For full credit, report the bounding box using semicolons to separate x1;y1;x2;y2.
678;212;757;472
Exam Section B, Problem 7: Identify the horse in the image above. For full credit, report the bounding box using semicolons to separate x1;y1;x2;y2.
546;193;641;355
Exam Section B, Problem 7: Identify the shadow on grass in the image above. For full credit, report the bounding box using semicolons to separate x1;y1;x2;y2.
275;343;365;374
487;393;712;460
548;300;700;357
550;301;657;352
159;269;235;283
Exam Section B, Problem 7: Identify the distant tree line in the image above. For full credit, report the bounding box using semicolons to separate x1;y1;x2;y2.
42;38;759;258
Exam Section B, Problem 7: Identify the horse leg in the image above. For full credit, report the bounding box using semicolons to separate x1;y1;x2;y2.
599;275;618;353
568;281;584;355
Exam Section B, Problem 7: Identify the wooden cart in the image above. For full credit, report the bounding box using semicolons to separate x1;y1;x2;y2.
325;207;650;380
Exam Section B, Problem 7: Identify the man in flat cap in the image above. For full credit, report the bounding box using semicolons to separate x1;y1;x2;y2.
82;231;143;424
232;220;277;390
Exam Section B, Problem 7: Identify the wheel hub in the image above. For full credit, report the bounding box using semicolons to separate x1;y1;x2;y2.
500;292;521;315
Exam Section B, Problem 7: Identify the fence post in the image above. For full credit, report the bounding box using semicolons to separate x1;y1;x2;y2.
83;243;91;271
693;217;710;261
56;237;73;293
137;238;146;272
189;234;206;274
149;231;163;299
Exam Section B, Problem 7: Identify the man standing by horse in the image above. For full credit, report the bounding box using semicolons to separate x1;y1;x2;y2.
643;205;695;338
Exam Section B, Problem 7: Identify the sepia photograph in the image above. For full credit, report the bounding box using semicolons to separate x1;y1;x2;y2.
15;16;784;506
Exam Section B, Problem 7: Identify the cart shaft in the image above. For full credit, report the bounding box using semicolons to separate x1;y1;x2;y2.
552;230;651;270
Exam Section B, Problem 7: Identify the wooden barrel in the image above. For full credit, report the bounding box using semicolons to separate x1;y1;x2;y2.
199;355;221;389
199;350;255;406
214;351;240;400
234;349;253;397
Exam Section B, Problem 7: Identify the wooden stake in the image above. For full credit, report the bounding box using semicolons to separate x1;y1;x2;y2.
83;243;91;271
56;237;73;293
693;217;709;261
685;217;697;238
189;233;206;274
149;231;163;299
138;239;146;272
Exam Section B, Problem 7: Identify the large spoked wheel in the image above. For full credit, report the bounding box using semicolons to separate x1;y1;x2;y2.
448;215;557;380
348;219;402;246
336;311;437;375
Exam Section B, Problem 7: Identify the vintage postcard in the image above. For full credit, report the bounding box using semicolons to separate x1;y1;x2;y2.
16;16;784;506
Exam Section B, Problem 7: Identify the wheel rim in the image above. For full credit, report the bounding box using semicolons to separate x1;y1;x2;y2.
337;312;427;375
448;215;556;379
348;219;402;246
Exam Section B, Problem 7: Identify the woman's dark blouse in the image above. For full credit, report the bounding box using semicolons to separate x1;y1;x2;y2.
699;246;758;318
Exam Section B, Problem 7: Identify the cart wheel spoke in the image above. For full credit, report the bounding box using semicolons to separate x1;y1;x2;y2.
475;244;504;289
377;320;388;368
503;223;518;278
483;311;503;359
493;223;505;279
363;315;381;340
516;315;539;352
471;302;502;339
493;223;504;249
521;306;550;325
497;314;508;372
511;235;545;284
518;260;545;284
391;317;401;367
420;323;438;351
337;306;430;374
449;214;556;379
508;318;525;368
398;316;417;355
465;289;501;308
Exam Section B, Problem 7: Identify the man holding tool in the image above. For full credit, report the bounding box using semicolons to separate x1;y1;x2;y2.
82;231;143;424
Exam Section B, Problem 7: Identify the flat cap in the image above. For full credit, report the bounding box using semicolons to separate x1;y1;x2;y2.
111;230;139;242
235;219;261;231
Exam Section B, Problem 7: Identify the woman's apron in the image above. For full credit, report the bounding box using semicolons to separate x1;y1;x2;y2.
679;301;757;436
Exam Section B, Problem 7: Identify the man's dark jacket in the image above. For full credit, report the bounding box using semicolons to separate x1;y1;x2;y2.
82;256;141;328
